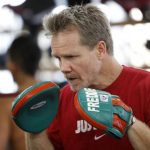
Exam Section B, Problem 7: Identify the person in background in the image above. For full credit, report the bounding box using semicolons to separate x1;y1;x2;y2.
25;4;150;150
0;32;41;150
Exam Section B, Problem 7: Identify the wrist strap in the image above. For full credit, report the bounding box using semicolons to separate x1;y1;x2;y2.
128;116;136;130
131;116;136;126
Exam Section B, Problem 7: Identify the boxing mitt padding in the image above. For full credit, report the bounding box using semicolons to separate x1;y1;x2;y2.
12;81;60;133
74;88;134;138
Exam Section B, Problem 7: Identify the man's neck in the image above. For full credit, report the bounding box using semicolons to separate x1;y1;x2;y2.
15;73;37;92
90;56;123;90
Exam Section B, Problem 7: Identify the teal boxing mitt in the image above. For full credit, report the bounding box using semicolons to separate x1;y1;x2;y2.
12;81;60;133
74;88;134;138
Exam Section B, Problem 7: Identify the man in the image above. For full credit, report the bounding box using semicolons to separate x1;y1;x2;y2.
26;4;150;150
0;33;41;150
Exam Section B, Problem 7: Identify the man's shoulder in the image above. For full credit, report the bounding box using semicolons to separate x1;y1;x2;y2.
124;66;150;90
0;92;19;98
0;92;19;104
124;66;150;79
124;65;149;73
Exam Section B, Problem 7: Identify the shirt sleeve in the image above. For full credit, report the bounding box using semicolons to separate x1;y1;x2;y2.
144;76;150;127
145;94;150;127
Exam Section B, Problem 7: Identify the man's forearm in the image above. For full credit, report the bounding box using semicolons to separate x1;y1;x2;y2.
128;118;150;150
25;131;54;150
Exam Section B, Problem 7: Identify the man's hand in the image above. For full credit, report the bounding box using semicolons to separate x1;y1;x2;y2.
74;88;134;138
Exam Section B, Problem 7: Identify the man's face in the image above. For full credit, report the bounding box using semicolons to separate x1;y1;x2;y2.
51;28;102;91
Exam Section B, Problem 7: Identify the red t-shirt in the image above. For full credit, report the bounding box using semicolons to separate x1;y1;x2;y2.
47;66;150;150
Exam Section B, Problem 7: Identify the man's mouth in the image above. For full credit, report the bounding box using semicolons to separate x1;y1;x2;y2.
67;77;77;82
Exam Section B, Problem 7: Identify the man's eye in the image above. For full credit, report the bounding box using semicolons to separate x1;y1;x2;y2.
67;56;74;58
66;55;78;59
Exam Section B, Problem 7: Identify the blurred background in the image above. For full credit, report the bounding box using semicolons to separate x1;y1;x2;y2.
0;0;150;93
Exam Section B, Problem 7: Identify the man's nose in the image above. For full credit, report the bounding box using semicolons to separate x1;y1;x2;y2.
60;59;71;73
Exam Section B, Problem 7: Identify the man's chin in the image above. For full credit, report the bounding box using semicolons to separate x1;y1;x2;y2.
70;85;78;92
69;83;83;92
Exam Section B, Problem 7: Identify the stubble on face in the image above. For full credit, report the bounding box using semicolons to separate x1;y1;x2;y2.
51;28;102;91
68;77;92;92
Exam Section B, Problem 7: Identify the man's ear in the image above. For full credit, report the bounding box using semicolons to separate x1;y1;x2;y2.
96;41;107;59
11;62;19;73
6;59;18;74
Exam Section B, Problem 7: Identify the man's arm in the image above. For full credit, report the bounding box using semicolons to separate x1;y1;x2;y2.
26;131;54;150
10;120;26;150
128;118;150;150
0;98;11;150
10;81;60;150
0;97;26;150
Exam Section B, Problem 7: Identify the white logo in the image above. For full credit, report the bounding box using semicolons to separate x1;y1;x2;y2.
94;133;106;140
75;120;106;141
75;120;97;134
30;101;47;110
100;94;108;102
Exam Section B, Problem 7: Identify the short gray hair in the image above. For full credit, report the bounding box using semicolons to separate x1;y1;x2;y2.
43;4;113;55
